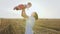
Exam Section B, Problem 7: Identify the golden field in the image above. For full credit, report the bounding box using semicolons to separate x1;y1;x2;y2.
0;18;60;34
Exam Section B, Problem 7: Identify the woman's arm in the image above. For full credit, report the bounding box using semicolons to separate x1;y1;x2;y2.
21;9;28;18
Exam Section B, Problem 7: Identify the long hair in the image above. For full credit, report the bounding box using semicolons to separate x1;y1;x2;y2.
33;12;38;20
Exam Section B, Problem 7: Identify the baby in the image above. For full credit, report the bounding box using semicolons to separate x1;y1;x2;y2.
14;2;32;10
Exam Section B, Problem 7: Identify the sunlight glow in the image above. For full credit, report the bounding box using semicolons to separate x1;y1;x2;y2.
0;0;60;19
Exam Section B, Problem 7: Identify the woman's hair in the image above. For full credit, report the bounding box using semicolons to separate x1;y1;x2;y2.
33;12;38;20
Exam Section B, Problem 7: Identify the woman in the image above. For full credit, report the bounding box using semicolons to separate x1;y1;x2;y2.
13;2;38;34
21;9;38;34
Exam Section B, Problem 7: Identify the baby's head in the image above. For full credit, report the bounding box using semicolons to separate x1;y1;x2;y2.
31;12;38;20
26;2;32;8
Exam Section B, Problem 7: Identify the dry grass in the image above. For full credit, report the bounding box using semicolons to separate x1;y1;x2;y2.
0;18;60;34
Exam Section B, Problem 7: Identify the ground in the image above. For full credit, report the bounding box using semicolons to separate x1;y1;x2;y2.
0;18;60;34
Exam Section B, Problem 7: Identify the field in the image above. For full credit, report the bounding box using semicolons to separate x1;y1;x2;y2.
0;18;60;34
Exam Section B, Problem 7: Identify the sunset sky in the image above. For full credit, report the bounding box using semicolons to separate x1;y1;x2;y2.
0;0;60;19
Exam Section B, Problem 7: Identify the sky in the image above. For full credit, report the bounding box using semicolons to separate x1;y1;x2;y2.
0;0;60;19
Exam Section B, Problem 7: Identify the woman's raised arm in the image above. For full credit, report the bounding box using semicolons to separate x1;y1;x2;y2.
21;9;28;18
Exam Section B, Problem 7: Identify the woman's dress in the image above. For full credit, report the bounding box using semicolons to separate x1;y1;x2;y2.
25;16;35;34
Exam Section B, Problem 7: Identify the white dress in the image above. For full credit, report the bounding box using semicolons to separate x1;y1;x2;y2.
25;16;35;34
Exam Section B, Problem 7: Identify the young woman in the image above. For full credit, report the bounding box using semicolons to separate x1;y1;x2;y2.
21;9;38;34
13;2;38;34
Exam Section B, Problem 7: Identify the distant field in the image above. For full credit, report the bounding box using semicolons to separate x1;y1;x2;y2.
0;18;60;34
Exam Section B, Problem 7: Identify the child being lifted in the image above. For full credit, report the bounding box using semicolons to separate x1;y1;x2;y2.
14;2;32;10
